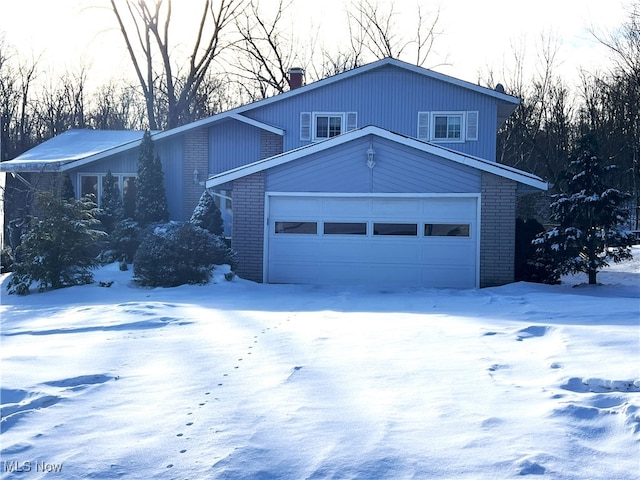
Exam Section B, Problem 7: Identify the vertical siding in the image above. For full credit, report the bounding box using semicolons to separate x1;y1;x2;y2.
244;64;501;160
266;136;480;194
67;137;186;221
156;137;184;221
209;120;261;174
71;150;138;174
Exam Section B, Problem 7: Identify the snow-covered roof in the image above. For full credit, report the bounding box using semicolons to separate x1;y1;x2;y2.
0;130;149;172
206;126;548;191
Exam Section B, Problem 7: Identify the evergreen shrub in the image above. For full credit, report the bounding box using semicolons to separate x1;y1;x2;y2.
133;222;236;287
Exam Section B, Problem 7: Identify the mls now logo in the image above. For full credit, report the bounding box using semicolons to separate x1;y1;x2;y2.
4;460;63;473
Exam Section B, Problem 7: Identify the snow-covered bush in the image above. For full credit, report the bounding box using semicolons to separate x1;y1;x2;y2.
190;190;224;236
99;218;142;264
133;222;236;287
7;192;106;295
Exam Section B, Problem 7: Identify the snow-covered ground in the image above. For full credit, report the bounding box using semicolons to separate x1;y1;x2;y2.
1;251;639;479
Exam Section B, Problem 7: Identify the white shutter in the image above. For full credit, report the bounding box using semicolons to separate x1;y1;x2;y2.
417;112;430;141
346;112;357;132
300;112;311;141
466;111;478;141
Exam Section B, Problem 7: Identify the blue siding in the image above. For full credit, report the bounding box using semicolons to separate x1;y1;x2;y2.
243;64;499;160
67;136;185;221
72;150;138;174
266;135;480;193
209;119;261;174
156;138;183;220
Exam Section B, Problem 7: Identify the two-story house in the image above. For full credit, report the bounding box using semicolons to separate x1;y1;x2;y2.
1;58;547;288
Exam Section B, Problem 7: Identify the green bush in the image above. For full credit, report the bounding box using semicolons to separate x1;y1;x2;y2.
99;218;141;264
7;193;105;294
133;222;236;287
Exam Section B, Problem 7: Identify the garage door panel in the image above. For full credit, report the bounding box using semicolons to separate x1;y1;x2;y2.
420;197;476;219
270;196;322;215
267;196;478;288
421;266;476;288
321;197;372;216
371;198;422;216
420;242;475;266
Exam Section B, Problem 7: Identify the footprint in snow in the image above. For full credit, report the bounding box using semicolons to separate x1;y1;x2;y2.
516;325;551;341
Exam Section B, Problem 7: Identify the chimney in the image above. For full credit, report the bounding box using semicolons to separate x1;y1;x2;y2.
288;67;305;90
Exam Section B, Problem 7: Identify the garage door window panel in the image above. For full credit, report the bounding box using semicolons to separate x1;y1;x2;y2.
275;221;317;234
324;222;367;235
373;223;418;236
424;223;470;237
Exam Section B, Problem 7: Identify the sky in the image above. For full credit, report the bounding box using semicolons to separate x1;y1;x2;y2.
0;0;632;91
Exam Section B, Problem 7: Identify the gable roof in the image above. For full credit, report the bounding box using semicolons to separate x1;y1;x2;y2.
205;126;548;191
157;57;519;141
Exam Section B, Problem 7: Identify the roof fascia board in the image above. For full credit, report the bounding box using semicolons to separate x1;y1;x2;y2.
0;136;147;173
228;113;284;135
206;126;547;190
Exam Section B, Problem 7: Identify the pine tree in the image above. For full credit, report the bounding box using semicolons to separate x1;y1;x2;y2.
190;190;224;236
59;173;75;200
533;134;634;284
123;177;136;220
135;131;168;226
99;170;124;233
7;192;106;294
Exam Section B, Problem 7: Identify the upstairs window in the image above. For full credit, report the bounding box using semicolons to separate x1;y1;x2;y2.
417;111;478;142
316;114;342;139
434;114;462;140
300;112;357;141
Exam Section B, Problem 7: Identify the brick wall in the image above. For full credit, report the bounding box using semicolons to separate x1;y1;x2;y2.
260;131;283;159
480;172;517;287
182;128;209;220
232;171;265;282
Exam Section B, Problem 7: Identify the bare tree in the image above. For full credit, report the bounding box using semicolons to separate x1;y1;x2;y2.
588;1;640;228
109;0;246;129
88;81;147;130
487;35;575;186
346;0;443;67
0;35;41;158
34;67;89;141
233;0;296;100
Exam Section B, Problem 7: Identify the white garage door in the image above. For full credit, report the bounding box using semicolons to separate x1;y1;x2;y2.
266;195;478;288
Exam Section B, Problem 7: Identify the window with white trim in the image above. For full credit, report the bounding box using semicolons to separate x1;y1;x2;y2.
300;112;357;141
434;114;462;140
78;173;136;206
417;111;478;142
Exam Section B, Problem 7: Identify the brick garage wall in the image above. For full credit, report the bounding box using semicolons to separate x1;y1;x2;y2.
480;172;517;287
232;171;265;282
182;128;209;220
